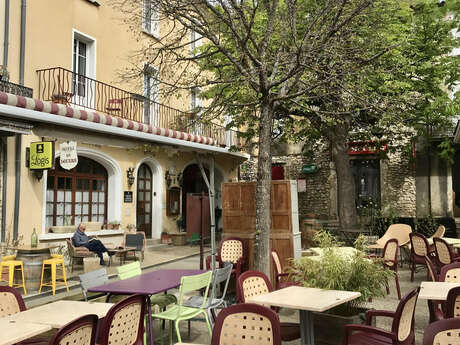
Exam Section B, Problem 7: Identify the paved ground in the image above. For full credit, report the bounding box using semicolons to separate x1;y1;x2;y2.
8;245;432;345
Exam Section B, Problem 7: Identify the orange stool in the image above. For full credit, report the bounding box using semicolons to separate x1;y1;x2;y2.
38;257;69;295
0;259;27;294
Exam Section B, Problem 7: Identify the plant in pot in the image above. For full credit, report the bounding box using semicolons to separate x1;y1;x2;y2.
288;231;393;345
161;231;170;244
109;221;120;230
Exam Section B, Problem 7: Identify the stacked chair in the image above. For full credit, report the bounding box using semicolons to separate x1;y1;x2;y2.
0;255;27;294
206;237;245;282
409;233;431;282
423;318;460;345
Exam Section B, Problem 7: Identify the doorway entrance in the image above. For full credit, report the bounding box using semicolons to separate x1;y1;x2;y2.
136;164;153;237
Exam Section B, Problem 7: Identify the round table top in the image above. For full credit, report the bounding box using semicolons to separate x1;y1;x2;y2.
9;245;59;253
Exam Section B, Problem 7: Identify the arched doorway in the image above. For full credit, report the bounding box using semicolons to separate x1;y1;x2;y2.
46;156;108;227
137;164;153;237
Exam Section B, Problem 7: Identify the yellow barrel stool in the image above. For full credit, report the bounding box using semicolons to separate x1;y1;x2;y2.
38;256;69;295
0;258;27;294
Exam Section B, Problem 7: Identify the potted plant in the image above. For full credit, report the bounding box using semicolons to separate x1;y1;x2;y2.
288;231;393;345
161;231;170;244
110;221;121;230
0;65;10;82
126;224;136;233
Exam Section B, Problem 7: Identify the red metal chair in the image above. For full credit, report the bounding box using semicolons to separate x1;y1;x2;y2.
439;262;460;283
433;237;460;269
211;303;281;345
342;288;419;345
409;233;430;282
444;286;460;319
270;249;300;290
0;285;26;317
97;294;146;345
425;255;444;323
422;317;460;345
48;314;98;345
206;237;245;282
237;270;300;342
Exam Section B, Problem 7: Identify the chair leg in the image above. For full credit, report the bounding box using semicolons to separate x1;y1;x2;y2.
203;311;212;337
169;320;174;345
410;261;415;282
38;263;45;294
51;263;57;295
61;262;69;292
20;263;27;295
395;272;401;300
188;320;191;339
8;264;14;287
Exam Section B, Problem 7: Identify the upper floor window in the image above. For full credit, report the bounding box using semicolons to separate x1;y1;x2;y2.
190;27;202;55
190;87;202;113
143;65;159;125
143;0;159;37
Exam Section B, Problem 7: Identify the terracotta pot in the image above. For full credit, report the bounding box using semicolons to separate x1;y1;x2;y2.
112;224;120;230
106;224;114;230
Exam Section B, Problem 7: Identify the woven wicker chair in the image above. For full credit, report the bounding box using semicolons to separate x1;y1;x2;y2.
66;239;96;273
409;233;431;282
440;262;460;283
0;285;25;317
271;249;301;290
48;314;98;345
237;270;300;342
211;303;282;345
343;288;419;345
433;238;460;270
423;317;460;345
429;225;446;240
206;237;245;282
444;286;460;319
98;294;146;345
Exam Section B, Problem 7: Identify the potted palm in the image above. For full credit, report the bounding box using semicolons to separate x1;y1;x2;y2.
289;231;393;345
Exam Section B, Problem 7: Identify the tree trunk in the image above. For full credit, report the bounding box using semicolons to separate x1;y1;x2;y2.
330;124;358;230
253;99;273;276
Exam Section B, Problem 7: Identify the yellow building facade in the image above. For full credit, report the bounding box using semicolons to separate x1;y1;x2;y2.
0;0;246;246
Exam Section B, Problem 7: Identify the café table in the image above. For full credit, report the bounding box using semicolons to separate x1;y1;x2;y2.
247;285;361;345
4;300;114;328
88;268;205;345
419;281;460;300
427;237;460;246
0;318;52;345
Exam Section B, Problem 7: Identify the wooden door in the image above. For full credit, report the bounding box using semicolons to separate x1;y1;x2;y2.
136;164;152;237
186;193;210;239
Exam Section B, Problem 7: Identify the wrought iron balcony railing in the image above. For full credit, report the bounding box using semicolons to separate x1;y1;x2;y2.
36;67;241;148
0;80;33;98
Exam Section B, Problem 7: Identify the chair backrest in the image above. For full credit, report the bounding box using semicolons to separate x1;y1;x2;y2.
430;225;446;239
116;261;141;280
79;268;108;301
425;256;438;282
98;294;146;345
383;239;399;267
124;232;145;252
377;224;412;246
445;286;460;318
410;233;430;258
209;263;233;303
271;250;283;276
66;238;76;256
0;286;26;317
391;288;419;343
440;262;460;283
434;238;455;266
237;270;273;303
211;303;282;345
177;271;212;314
48;314;98;345
423;317;460;345
219;237;244;263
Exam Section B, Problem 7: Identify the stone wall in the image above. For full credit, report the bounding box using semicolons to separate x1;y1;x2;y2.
381;151;417;217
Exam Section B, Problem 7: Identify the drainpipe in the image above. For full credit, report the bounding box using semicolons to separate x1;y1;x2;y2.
1;138;7;242
13;134;21;240
19;0;26;85
3;0;9;67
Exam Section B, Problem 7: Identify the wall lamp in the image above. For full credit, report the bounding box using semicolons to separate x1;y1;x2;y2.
127;167;135;187
165;165;182;188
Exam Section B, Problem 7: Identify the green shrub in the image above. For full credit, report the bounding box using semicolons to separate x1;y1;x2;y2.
289;231;393;316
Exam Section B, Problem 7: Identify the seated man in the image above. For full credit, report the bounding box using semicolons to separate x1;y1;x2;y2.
72;223;109;265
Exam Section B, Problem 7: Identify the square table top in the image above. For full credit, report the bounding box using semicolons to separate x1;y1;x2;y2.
419;281;460;300
88;269;205;295
4;300;114;328
0;319;51;345
247;286;361;313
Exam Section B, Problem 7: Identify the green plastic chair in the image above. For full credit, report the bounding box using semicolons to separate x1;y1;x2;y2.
116;261;142;280
152;271;213;344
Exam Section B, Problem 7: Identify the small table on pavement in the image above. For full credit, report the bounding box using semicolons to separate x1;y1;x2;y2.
0;319;51;345
4;300;114;328
107;247;136;266
88;268;205;345
419;281;460;300
248;286;361;345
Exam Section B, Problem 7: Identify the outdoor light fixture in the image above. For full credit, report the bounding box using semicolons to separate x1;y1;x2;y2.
127;167;135;187
165;165;182;188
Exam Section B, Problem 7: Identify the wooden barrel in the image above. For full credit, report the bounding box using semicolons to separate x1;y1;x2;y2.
16;248;51;292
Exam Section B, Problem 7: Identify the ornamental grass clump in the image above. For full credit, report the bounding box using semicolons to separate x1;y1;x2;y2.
289;231;393;316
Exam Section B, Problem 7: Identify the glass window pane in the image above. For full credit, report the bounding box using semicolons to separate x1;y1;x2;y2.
46;203;53;215
82;216;89;222
75;203;82;215
46;216;53;228
56;216;63;226
92;191;98;202
75;215;81;225
83;192;89;202
145;192;151;201
99;204;105;213
65;191;72;201
144;203;150;211
138;180;144;189
75;192;82;202
98;180;105;191
100;192;105;201
66;178;72;190
138;192;144;201
47;177;54;189
145;215;150;224
46;190;54;201
146;180;151;190
65;204;72;215
58;177;65;189
56;203;63;215
57;191;64;202
98;215;104;223
138;167;145;178
83;204;89;214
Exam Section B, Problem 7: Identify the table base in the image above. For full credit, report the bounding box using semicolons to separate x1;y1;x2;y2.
300;310;315;345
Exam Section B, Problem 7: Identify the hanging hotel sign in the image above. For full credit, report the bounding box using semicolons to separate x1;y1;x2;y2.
348;141;388;155
29;141;55;170
60;141;78;170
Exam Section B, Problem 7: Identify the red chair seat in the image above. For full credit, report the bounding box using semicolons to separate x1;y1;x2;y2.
280;322;301;341
347;332;395;345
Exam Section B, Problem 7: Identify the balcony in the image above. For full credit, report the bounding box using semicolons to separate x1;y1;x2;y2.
36;67;241;148
0;80;33;98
